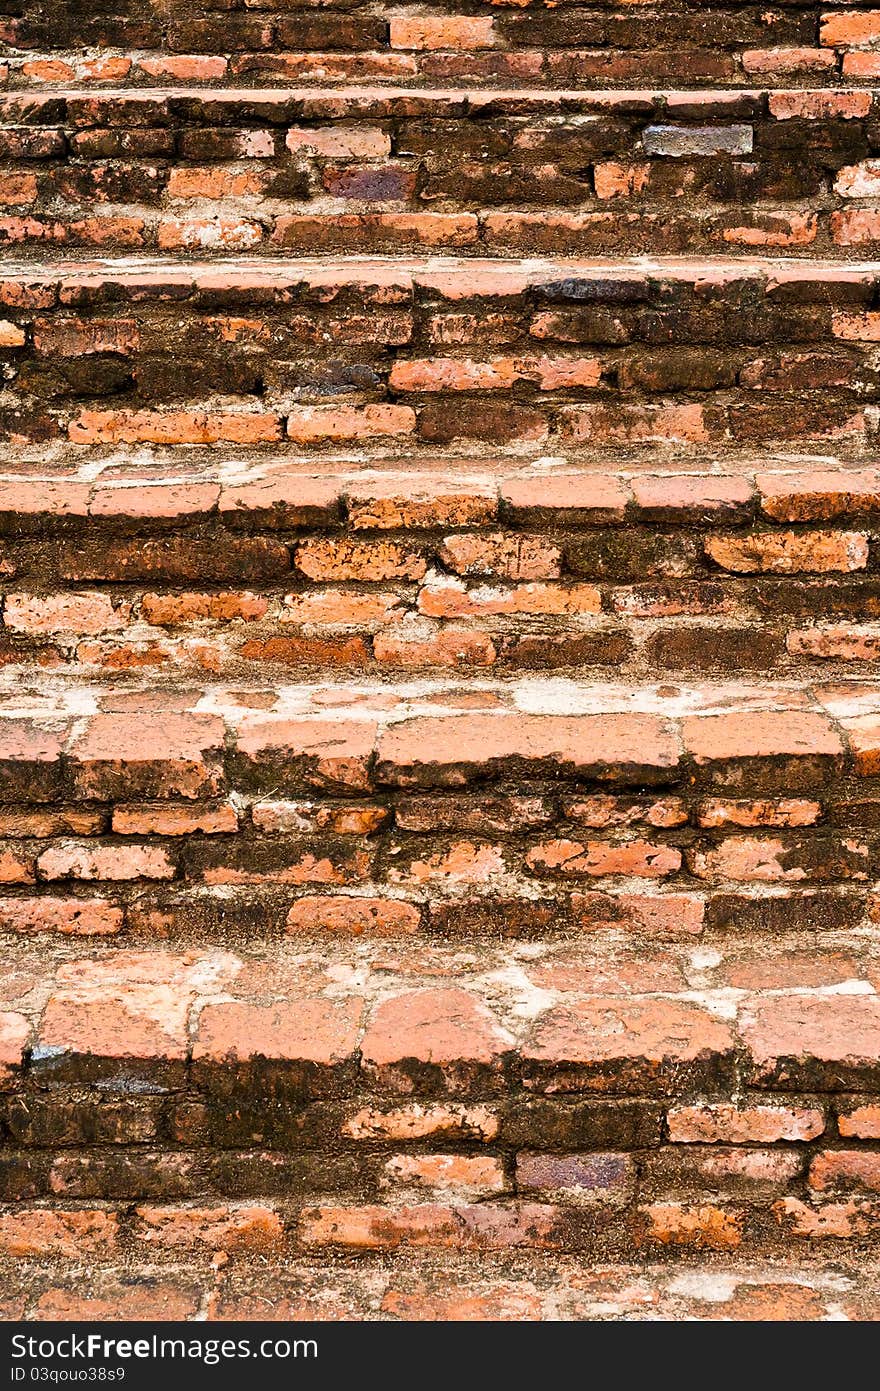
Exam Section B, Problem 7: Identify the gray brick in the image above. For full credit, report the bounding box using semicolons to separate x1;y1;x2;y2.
642;124;754;157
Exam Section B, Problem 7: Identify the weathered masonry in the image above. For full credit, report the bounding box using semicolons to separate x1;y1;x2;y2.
5;0;880;1321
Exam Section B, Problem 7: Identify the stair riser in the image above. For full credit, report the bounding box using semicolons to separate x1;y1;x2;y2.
3;90;880;253
5;506;880;678
0;685;878;939
2;262;880;444
6;1256;880;1321
0;1114;869;1206
1;5;875;90
0;1195;875;1258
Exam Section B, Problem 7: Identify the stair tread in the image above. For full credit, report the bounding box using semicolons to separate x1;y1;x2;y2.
8;1253;880;1321
0;84;839;99
0;447;875;482
4;252;878;278
3;927;879;1081
0;669;871;758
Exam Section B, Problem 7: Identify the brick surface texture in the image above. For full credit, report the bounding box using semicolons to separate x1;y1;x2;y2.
5;0;880;1323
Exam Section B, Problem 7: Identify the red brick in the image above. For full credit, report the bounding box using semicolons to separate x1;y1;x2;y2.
560;403;709;445
696;798;822;829
667;1102;826;1144
32;318;138;357
820;12;880;46
0;843;33;883
0;173;37;205
193;997;363;1067
501;474;629;523
158;218;263;251
439;533;561;580
683;710;842;765
89;482;220;523
391;841;504;885
526;838;680;878
140;592;268;624
0;809;104;838
376;712;680;787
286;405;415;444
381;1282;542;1322
705;531;868;574
295;538;425;582
286;895;419;935
252;801;389;835
235;715;376;792
0;321;24;348
523;997;734;1093
775;1195;880;1239
787;625;880;660
374;630;497;669
810;1150;880;1193
833;311;880;341
286;128;390;158
639;1203;742;1250
384;1153;505;1194
70;712;224;800
839;1104;880;1139
389;17;496;48
832;715;880;777
240;634;371;668
299;1203;559;1251
136;1205;282;1251
112;802;238;836
758;469;880;521
769;91;872;119
389;356;601;392
137;55;228;80
843;51;880;75
0;718;68;802
742;47;836;74
742;994;880;1085
69;410;281;446
40;975;193;1065
346;479;496;530
4;593;129;635
37;841;175;882
569;892;704;937
631;475;753;522
361;988;508;1089
0;1010;28;1083
219;475;339;528
690;834;867;883
342;1103;498;1142
34;1281;201;1321
418;580;601;618
832;210;880;246
0;1209;118;1258
516;1151;635;1204
0;897;122;936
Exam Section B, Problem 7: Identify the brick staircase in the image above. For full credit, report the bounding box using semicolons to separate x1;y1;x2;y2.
6;0;880;1323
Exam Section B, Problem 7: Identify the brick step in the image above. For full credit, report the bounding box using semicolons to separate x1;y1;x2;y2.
0;674;878;938
2;255;880;448
3;932;880;1255
2;5;878;91
2;88;880;255
4;453;880;679
9;1253;880;1320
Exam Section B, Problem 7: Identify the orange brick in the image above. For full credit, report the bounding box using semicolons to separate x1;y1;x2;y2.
389;16;496;48
136;1205;282;1251
285;896;421;936
640;1203;742;1250
0;1209;118;1258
